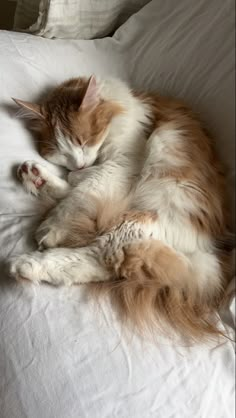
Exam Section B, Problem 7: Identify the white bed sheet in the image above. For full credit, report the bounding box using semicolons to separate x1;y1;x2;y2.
0;1;235;417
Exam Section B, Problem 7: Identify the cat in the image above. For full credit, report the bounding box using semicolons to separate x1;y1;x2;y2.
9;75;232;341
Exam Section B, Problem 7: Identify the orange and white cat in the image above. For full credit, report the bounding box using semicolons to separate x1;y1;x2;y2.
10;76;232;340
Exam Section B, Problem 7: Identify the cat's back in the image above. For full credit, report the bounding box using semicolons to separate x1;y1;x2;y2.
133;91;229;239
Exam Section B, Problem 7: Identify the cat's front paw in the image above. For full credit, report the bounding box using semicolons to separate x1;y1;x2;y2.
35;219;66;249
9;252;44;283
17;160;47;196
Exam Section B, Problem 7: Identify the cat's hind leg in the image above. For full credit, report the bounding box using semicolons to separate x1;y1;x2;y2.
9;211;159;286
9;246;111;286
18;160;70;200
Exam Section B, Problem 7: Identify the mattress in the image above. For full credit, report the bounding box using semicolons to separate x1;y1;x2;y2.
0;1;235;417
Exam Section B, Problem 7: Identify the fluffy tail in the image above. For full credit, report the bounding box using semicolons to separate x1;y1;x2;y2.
58;195;228;341
92;240;226;342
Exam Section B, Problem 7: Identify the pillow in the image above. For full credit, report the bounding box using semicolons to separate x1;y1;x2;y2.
13;0;150;39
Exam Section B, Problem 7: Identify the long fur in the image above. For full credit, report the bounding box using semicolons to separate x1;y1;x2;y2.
91;241;226;342
10;76;233;342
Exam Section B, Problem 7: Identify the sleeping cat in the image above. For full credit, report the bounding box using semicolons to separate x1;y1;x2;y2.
10;76;232;340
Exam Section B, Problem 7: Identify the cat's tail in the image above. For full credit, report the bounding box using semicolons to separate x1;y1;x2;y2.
92;240;227;342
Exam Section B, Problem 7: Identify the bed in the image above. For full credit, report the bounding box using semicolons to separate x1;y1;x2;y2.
0;1;235;417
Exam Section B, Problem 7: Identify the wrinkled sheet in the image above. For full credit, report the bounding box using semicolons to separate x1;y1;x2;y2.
0;1;235;417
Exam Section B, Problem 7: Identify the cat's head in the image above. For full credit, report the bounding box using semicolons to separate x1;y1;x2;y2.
13;76;122;170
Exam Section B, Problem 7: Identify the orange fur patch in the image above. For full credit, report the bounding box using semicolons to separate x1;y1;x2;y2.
29;77;124;155
91;240;226;342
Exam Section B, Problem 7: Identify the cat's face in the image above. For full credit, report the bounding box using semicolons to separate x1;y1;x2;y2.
13;76;122;171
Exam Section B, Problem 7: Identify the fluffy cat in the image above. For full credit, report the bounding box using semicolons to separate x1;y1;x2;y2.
10;76;232;340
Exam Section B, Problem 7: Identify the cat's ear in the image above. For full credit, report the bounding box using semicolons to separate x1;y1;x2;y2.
12;98;44;119
81;75;100;110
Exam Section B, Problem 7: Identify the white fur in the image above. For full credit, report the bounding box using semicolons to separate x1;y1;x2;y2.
10;247;110;286
11;78;222;295
18;160;70;199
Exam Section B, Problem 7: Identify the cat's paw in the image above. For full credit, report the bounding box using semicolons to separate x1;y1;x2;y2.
9;251;72;286
35;219;66;249
18;160;70;199
9;252;44;283
17;161;48;196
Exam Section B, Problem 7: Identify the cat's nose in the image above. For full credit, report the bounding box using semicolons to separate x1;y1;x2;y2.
73;164;84;171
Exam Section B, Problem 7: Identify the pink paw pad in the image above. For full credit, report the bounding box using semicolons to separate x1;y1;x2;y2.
32;166;39;176
18;162;47;190
21;163;28;174
33;178;46;188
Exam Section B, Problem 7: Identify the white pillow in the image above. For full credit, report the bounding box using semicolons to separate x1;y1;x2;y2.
13;0;150;39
